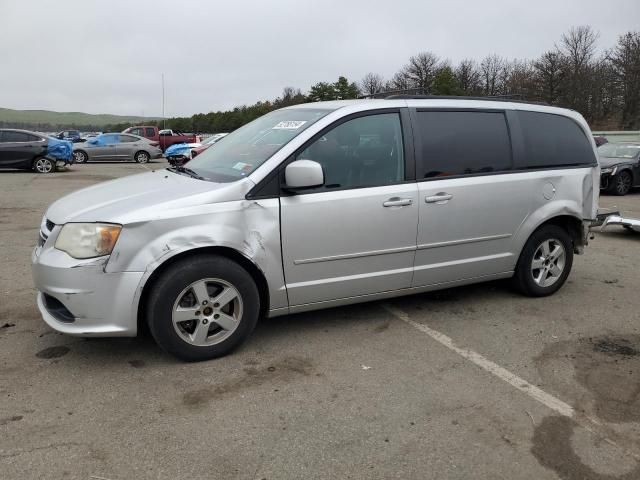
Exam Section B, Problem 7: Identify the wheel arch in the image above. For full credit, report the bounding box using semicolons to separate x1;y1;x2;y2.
136;246;270;335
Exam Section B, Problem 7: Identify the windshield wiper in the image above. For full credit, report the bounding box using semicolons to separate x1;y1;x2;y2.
167;165;205;180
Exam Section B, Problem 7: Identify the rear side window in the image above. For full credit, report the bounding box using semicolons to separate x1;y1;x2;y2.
145;128;155;137
415;111;512;178
516;111;595;169
119;135;138;143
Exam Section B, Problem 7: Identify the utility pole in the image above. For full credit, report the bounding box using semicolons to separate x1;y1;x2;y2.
162;73;166;129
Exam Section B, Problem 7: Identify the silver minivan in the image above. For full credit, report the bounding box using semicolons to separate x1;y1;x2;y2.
32;98;599;361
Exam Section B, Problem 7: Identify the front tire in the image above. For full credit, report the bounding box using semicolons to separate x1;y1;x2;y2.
33;157;55;174
513;225;573;297
146;255;260;361
134;151;150;163
73;150;88;163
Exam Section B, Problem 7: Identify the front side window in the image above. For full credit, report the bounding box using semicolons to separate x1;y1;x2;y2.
295;113;405;190
90;134;119;145
130;128;144;136
186;108;332;182
415;110;512;178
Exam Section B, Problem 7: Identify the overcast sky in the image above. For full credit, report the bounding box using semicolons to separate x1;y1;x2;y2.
1;0;638;117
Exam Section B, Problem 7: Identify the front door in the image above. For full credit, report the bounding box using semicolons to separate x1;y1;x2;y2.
280;111;419;306
89;134;119;160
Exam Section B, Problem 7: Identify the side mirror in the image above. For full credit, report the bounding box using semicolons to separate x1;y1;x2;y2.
285;160;324;190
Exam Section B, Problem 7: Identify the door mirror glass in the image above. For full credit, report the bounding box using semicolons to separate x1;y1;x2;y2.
285;160;324;189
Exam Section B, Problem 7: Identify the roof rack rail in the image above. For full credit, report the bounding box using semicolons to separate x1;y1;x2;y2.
360;89;548;106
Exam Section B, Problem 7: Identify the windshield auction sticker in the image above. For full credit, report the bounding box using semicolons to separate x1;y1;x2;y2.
272;121;307;130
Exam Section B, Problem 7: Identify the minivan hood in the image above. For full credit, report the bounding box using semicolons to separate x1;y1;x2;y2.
46;169;247;224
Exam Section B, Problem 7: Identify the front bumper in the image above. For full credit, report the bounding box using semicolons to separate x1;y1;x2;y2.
32;237;143;336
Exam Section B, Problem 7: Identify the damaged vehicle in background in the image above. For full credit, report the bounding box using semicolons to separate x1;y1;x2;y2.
164;141;202;167
32;97;599;361
0;129;73;173
598;142;640;195
72;133;163;164
165;133;229;166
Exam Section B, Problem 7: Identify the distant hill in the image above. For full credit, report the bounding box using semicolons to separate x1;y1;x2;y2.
0;107;162;131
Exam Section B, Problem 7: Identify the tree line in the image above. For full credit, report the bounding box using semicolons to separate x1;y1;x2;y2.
7;26;639;133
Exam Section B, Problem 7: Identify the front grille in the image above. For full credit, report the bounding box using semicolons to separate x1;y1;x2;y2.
42;294;75;323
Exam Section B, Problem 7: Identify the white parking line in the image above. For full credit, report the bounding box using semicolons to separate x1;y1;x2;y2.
384;302;640;462
382;303;575;417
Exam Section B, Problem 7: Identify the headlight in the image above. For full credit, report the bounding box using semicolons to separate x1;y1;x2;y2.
55;223;122;259
601;167;617;175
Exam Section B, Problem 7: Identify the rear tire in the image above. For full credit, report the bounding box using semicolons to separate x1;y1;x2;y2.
146;255;260;361
134;151;150;163
513;225;573;297
33;157;55;174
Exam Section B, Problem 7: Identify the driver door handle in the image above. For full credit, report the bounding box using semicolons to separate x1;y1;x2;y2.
425;193;453;204
383;197;413;207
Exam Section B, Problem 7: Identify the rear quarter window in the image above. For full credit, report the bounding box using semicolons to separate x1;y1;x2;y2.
516;111;596;169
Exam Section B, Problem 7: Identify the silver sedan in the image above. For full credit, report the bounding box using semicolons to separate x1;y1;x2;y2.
72;133;163;164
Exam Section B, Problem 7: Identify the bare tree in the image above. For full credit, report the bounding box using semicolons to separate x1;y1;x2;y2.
504;60;536;100
480;54;507;96
609;31;640;129
455;59;482;95
557;26;600;114
388;69;412;91
359;72;385;96
274;87;305;108
534;51;563;104
404;52;440;93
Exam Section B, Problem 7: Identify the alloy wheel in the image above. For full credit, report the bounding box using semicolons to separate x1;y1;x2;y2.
171;278;243;347
616;172;632;195
35;158;53;173
531;239;566;288
136;152;149;163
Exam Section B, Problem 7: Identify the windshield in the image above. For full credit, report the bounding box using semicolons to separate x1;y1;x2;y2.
598;143;640;159
184;108;331;182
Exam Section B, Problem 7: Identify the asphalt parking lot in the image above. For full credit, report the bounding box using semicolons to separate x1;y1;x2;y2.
1;161;639;480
